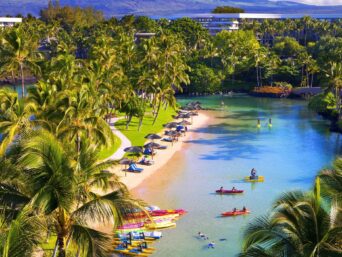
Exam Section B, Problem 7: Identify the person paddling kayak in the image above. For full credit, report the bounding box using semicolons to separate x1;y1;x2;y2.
250;168;257;179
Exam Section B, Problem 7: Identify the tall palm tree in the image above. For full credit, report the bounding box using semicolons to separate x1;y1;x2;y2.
324;62;342;118
0;88;36;155
240;188;342;257
0;130;145;257
0;26;42;98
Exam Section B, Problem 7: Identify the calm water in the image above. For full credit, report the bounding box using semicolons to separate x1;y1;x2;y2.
133;94;341;257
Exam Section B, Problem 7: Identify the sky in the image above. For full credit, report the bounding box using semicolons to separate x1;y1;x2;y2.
273;0;342;5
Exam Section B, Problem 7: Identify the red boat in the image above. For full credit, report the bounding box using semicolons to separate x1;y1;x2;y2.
216;189;244;194
221;210;250;217
152;209;187;216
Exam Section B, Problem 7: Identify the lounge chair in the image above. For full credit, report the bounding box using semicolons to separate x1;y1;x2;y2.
139;159;154;166
143;148;156;156
127;164;143;173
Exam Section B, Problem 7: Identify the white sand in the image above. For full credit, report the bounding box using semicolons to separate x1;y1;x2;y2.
109;112;209;190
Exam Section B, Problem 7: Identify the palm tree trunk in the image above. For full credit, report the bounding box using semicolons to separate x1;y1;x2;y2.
51;238;59;257
20;63;25;98
126;115;132;129
152;100;162;125
311;73;314;87
57;233;66;257
256;66;259;87
138;117;143;132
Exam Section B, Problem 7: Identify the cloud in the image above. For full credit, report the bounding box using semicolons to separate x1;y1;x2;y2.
271;0;342;5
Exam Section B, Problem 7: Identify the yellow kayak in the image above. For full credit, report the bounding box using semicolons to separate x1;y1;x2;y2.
113;248;149;257
244;176;264;182
145;221;176;229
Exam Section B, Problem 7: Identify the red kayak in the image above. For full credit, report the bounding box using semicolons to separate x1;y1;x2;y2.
221;210;250;217
216;189;244;194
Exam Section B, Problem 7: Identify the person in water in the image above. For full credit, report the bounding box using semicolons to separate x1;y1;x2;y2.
268;118;272;127
208;241;215;248
257;119;261;128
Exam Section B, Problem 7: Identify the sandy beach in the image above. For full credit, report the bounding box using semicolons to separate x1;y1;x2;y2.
110;111;209;190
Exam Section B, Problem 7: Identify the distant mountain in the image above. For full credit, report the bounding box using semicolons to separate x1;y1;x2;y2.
2;0;342;17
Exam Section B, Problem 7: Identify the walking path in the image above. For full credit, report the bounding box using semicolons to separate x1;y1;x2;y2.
108;117;131;160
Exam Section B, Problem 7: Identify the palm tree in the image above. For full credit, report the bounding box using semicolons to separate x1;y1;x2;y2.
0;88;36;155
324;62;342;118
0;26;42;98
240;182;341;256
0;130;145;257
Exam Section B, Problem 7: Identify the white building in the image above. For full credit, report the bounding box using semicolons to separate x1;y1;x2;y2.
168;13;342;35
0;17;22;27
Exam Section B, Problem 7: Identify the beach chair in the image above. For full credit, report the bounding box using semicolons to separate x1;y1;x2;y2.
127;164;143;173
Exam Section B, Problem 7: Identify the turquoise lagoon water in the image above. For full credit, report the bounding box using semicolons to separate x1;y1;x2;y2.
133;94;341;257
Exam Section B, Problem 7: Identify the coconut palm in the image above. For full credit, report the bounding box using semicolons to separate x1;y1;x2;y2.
240;188;342;257
324;62;342;118
0;88;36;155
0;129;145;257
0;26;42;98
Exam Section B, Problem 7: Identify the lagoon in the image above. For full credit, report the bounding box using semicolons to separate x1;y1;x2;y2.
133;94;341;257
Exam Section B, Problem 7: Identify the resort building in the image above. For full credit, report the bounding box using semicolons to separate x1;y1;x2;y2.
0;17;22;27
167;13;342;35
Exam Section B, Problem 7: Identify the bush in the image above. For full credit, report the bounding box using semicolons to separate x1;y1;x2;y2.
212;6;245;13
308;92;336;115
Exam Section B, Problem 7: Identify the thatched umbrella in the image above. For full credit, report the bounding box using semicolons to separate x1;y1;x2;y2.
178;120;191;126
145;133;162;140
144;142;161;148
119;158;133;176
164;122;178;129
124;146;143;153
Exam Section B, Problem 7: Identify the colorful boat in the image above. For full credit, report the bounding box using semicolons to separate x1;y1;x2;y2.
145;220;176;229
151;209;187;216
117;222;144;230
216;189;244;194
244;176;264;182
221;210;250;217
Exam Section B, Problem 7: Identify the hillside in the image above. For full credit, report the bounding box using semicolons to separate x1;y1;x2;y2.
2;0;342;17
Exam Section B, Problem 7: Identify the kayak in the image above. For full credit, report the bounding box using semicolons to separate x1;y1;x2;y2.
152;209;187;216
221;210;250;217
145;221;176;229
244;176;264;182
216;189;244;194
117;222;144;230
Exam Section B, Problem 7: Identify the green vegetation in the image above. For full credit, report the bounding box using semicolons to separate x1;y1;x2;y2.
240;158;342;256
115;106;176;146
212;6;245;13
0;3;342;256
97;132;122;160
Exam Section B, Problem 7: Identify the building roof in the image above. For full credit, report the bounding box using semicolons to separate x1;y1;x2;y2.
0;17;22;23
166;13;342;20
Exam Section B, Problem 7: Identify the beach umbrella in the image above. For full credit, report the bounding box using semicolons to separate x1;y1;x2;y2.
177;113;191;119
189;111;198;116
119;158;132;176
144;142;161;148
145;133;162;140
124;146;143;153
119;158;132;165
178;120;191;126
164;122;178;129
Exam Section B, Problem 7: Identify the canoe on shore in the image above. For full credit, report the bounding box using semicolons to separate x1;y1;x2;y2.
145;221;176;229
244;176;264;182
215;189;244;194
221;210;250;217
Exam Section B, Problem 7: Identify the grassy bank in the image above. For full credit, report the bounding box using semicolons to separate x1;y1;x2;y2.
115;106;177;146
98;130;122;160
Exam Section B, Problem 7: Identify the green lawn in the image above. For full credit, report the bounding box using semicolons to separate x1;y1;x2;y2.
115;106;177;146
98;130;122;160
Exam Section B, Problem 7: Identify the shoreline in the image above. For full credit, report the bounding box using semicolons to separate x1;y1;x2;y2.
110;111;210;190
